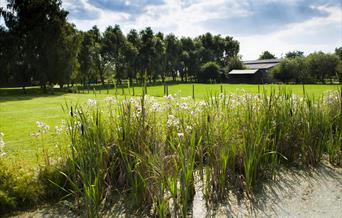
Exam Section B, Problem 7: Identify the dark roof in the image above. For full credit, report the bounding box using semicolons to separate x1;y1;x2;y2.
228;69;259;75
243;59;281;70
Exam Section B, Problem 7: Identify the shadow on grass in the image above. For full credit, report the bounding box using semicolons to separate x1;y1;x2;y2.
0;87;69;103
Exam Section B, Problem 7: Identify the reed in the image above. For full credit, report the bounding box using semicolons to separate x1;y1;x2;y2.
56;88;341;217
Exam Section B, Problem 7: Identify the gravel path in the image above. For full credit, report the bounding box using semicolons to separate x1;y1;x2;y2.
8;162;342;218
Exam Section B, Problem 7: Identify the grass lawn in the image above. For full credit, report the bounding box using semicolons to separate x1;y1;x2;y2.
0;83;340;168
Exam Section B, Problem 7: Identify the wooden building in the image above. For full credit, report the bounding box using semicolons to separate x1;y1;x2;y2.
228;59;281;83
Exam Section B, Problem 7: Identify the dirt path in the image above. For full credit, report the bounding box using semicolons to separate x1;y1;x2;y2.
8;162;342;218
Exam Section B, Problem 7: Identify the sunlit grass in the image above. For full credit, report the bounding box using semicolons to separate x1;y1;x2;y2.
0;83;339;169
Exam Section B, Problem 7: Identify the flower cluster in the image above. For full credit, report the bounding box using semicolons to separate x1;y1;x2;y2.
166;114;180;128
87;99;97;107
0;132;6;158
323;91;340;105
32;121;50;137
36;121;50;133
104;96;116;105
54;120;66;135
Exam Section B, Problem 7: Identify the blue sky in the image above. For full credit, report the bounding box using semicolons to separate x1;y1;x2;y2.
1;0;341;59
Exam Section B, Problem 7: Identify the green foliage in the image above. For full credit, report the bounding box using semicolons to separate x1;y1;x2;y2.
225;55;244;78
1;0;80;89
306;52;339;83
272;57;310;83
272;52;341;83
199;61;221;82
285;50;304;59
258;51;276;60
335;47;342;59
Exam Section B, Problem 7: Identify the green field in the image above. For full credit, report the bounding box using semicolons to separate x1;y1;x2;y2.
0;83;339;168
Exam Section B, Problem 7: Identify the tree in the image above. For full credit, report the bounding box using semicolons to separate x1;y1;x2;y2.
165;34;181;81
102;25;126;83
1;0;79;90
139;27;156;83
272;57;308;83
89;26;106;85
54;23;81;88
285;51;304;59
336;61;342;82
153;34;166;83
199;61;220;82
78;31;96;86
122;40;139;84
223;36;240;60
306;52;339;83
127;29;141;84
226;55;244;72
259;51;276;60
0;26;15;86
335;47;342;59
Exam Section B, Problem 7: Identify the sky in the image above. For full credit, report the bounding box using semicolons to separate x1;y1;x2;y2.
1;0;342;60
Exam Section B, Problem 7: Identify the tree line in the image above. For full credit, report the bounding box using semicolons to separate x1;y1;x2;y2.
0;0;241;90
269;49;342;83
0;0;341;90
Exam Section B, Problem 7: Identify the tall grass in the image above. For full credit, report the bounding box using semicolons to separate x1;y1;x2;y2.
58;87;341;217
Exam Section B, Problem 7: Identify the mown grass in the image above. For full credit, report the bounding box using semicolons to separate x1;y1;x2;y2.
0;84;339;168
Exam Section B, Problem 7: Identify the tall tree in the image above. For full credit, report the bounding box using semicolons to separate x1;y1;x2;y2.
272;57;308;83
199;61;220;83
306;52;339;83
89;26;106;85
259;51;276;60
153;33;166;83
127;29;141;84
165;34;180;81
285;51;304;59
335;47;342;59
139;27;156;83
102;25;126;83
78;31;96;86
1;0;79;90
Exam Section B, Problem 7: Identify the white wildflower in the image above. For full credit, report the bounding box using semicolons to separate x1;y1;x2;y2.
177;132;184;139
104;96;116;104
197;101;207;107
178;103;189;110
87;99;97;107
31;132;40;137
167;114;179;128
151;102;162;112
164;95;174;101
185;125;193;133
0;133;6;158
55;126;63;135
181;96;192;101
36;121;49;133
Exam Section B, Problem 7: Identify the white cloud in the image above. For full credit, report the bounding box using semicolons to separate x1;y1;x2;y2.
238;5;342;59
63;0;131;31
63;0;342;60
63;0;250;35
